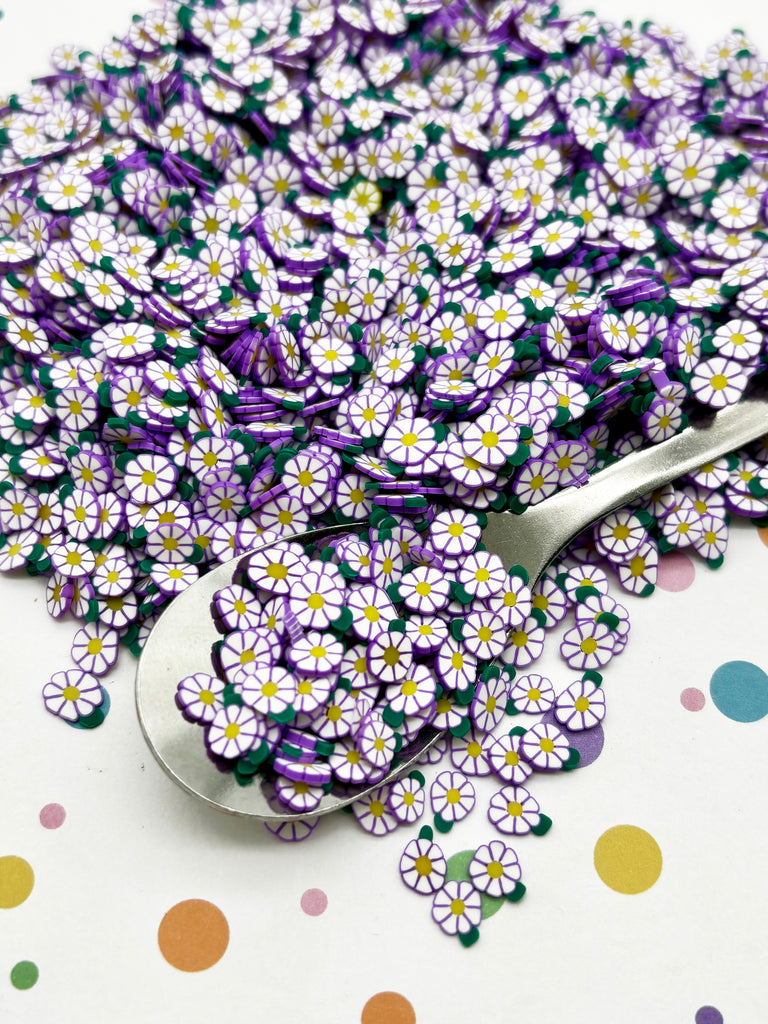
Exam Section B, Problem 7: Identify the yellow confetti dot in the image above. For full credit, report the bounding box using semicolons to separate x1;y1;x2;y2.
0;856;34;908
593;825;662;894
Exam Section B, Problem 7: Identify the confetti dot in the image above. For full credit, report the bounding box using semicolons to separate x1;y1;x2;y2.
0;856;34;909
680;687;706;712
757;526;768;549
709;661;768;723
39;803;66;829
656;551;695;592
541;709;604;767
10;961;38;990
300;888;327;916
157;899;229;972
445;849;504;920
361;992;416;1024
593;825;663;894
695;1007;724;1024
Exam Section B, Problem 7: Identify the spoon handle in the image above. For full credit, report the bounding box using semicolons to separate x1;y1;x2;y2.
480;394;768;586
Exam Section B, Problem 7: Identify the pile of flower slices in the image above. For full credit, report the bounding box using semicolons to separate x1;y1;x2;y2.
1;0;768;940
188;508;605;802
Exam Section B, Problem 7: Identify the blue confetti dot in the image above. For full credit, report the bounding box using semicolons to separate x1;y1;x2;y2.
709;661;768;723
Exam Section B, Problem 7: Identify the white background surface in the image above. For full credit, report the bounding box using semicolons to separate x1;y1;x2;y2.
0;2;767;1023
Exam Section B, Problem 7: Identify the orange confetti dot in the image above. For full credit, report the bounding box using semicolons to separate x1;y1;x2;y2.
361;991;416;1024
758;526;768;549
157;899;229;971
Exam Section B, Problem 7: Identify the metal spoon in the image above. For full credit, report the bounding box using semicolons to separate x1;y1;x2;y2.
136;394;768;821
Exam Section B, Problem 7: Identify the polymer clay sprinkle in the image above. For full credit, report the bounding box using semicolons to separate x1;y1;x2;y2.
325;737;367;786
555;678;606;731
435;639;477;694
213;585;262;632
217;627;280;680
462;613;509;662
176;672;225;724
487;732;533;786
289;569;346;630
615;540;659;596
46;575;74;619
357;709;396;771
70;622;120;676
274;775;324;814
560;620;617;671
429;509;483;558
385;663;436;717
42;669;104;724
347;586;397;641
502;616;546;669
310;687;359;741
487;574;533;630
431;880;482;937
575;592;630;637
263;818;319;844
562;566;610;602
206;704;263;761
458;551;507;601
150;560;200;596
430;770;476;827
365;630;413;685
288;631;345;676
404;614;449;656
247;545;305;596
240;664;295;719
468;841;522;899
529;576;568;629
370;538;405;588
488;785;549;837
396;566;451;615
352;786;399;836
520;722;572;771
400;834;447;895
388;775;426;826
594;512;648;563
450;728;493;778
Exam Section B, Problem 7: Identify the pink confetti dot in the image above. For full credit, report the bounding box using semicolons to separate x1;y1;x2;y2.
656;552;695;592
680;687;705;712
39;803;66;829
300;888;328;916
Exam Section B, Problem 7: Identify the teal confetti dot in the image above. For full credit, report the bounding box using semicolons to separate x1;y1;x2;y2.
10;961;38;990
709;661;768;723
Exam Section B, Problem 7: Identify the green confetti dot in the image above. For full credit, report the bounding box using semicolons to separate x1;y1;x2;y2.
10;961;38;990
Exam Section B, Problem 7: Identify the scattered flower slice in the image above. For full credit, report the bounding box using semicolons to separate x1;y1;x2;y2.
400;835;447;894
42;669;104;723
431;880;482;936
468;840;522;898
